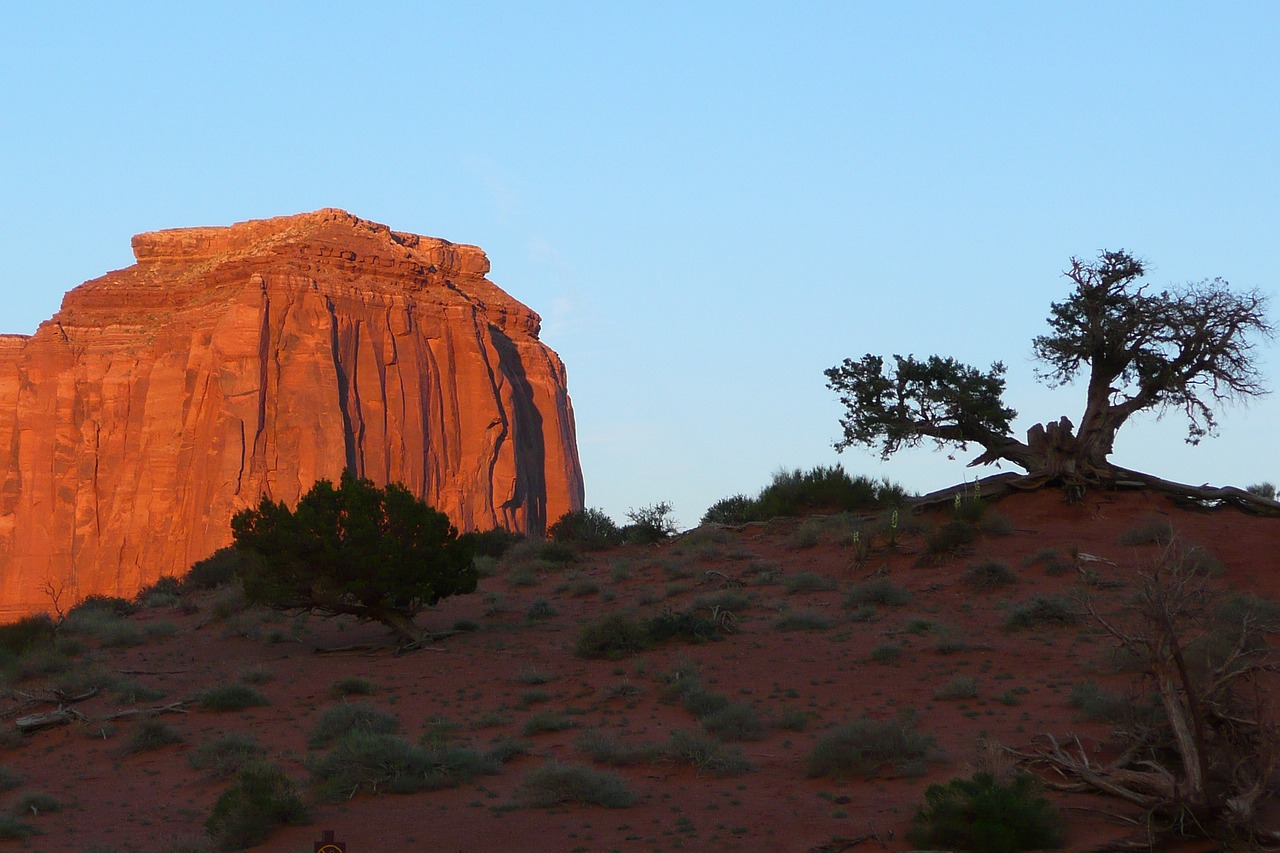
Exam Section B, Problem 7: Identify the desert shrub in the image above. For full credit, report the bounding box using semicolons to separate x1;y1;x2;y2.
0;814;31;840
952;494;988;523
548;508;623;550
963;560;1017;590
124;720;183;755
135;575;183;605
0;614;55;659
567;578;600;597
678;682;731;718
623;502;679;544
1022;547;1073;575
908;771;1064;853
524;597;557;621
330;676;376;697
701;702;767;742
521;711;577;736
199;684;270;712
457;526;522;559
701;494;755;526
67;594;136;618
190;732;265;778
774;610;836;632
11;791;59;816
1247;482;1276;500
870;642;903;663
505;564;539;587
692;589;752;612
805;716;942;780
981;511;1015;536
925;520;977;558
514;667;554;685
183;547;262;592
309;732;498;800
309;702;398;747
666;729;752;776
232;472;476;648
1004;595;1082;630
517;761;636;808
934;676;979;700
575;612;649;658
574;730;662;766
753;466;899;519
784;571;838;594
645;609;723;644
1117;515;1174;546
0;767;20;792
205;761;309;852
1180;544;1225;578
844;579;911;608
1067;681;1128;723
98;620;146;648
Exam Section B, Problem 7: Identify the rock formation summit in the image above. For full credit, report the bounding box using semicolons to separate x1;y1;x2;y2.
0;209;584;617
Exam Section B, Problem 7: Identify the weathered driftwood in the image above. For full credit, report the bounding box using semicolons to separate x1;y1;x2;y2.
15;696;191;733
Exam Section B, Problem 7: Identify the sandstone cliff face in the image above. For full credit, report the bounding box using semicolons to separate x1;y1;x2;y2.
0;209;584;617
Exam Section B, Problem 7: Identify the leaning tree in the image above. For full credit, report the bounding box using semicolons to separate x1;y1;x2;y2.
825;250;1275;508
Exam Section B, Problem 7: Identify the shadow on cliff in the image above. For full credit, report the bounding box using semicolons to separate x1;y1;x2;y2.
489;325;547;536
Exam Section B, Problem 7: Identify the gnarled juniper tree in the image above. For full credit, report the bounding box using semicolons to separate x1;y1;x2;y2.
826;251;1273;502
230;471;476;647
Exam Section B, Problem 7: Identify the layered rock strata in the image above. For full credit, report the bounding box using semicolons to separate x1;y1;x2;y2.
0;209;584;617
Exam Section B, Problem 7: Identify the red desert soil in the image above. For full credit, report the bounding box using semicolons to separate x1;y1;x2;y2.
0;488;1274;852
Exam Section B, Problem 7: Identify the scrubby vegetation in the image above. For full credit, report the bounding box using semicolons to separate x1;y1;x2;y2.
909;771;1064;852
701;465;906;524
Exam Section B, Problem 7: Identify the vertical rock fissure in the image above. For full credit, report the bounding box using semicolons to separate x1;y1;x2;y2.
326;297;358;474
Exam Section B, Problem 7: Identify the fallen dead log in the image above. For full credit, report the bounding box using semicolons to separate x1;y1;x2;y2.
16;698;192;733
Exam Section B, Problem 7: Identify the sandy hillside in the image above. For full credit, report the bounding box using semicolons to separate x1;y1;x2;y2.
0;487;1274;853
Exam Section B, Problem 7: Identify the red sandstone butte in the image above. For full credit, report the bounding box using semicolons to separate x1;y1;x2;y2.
0;209;584;617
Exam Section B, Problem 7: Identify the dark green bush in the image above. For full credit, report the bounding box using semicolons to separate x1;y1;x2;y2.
457;526;523;559
198;684;270;711
843;578;911;608
783;571;838;593
700;494;755;526
183;546;261;592
574;730;663;766
1247;481;1276;500
963;560;1017;590
1004;596;1082;630
805;716;942;779
330;676;376;697
1067;681;1128;723
623;502;679;544
309;702;399;747
11;791;60;817
701;702;767;742
925;520;978;558
644;609;723;644
548;508;623;550
124;720;183;755
908;771;1064;852
517;761;636;808
309;732;498;801
189;732;265;778
205;761;309;852
0;614;56;658
574;612;649;658
1117;515;1174;546
66;595;136;618
665;729;752;776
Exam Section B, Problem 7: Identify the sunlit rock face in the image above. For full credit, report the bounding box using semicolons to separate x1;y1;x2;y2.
0;209;584;617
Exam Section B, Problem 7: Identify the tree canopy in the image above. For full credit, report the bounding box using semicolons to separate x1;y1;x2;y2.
230;471;476;646
826;250;1274;502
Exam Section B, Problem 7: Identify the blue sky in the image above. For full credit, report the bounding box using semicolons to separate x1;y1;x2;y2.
3;3;1277;527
